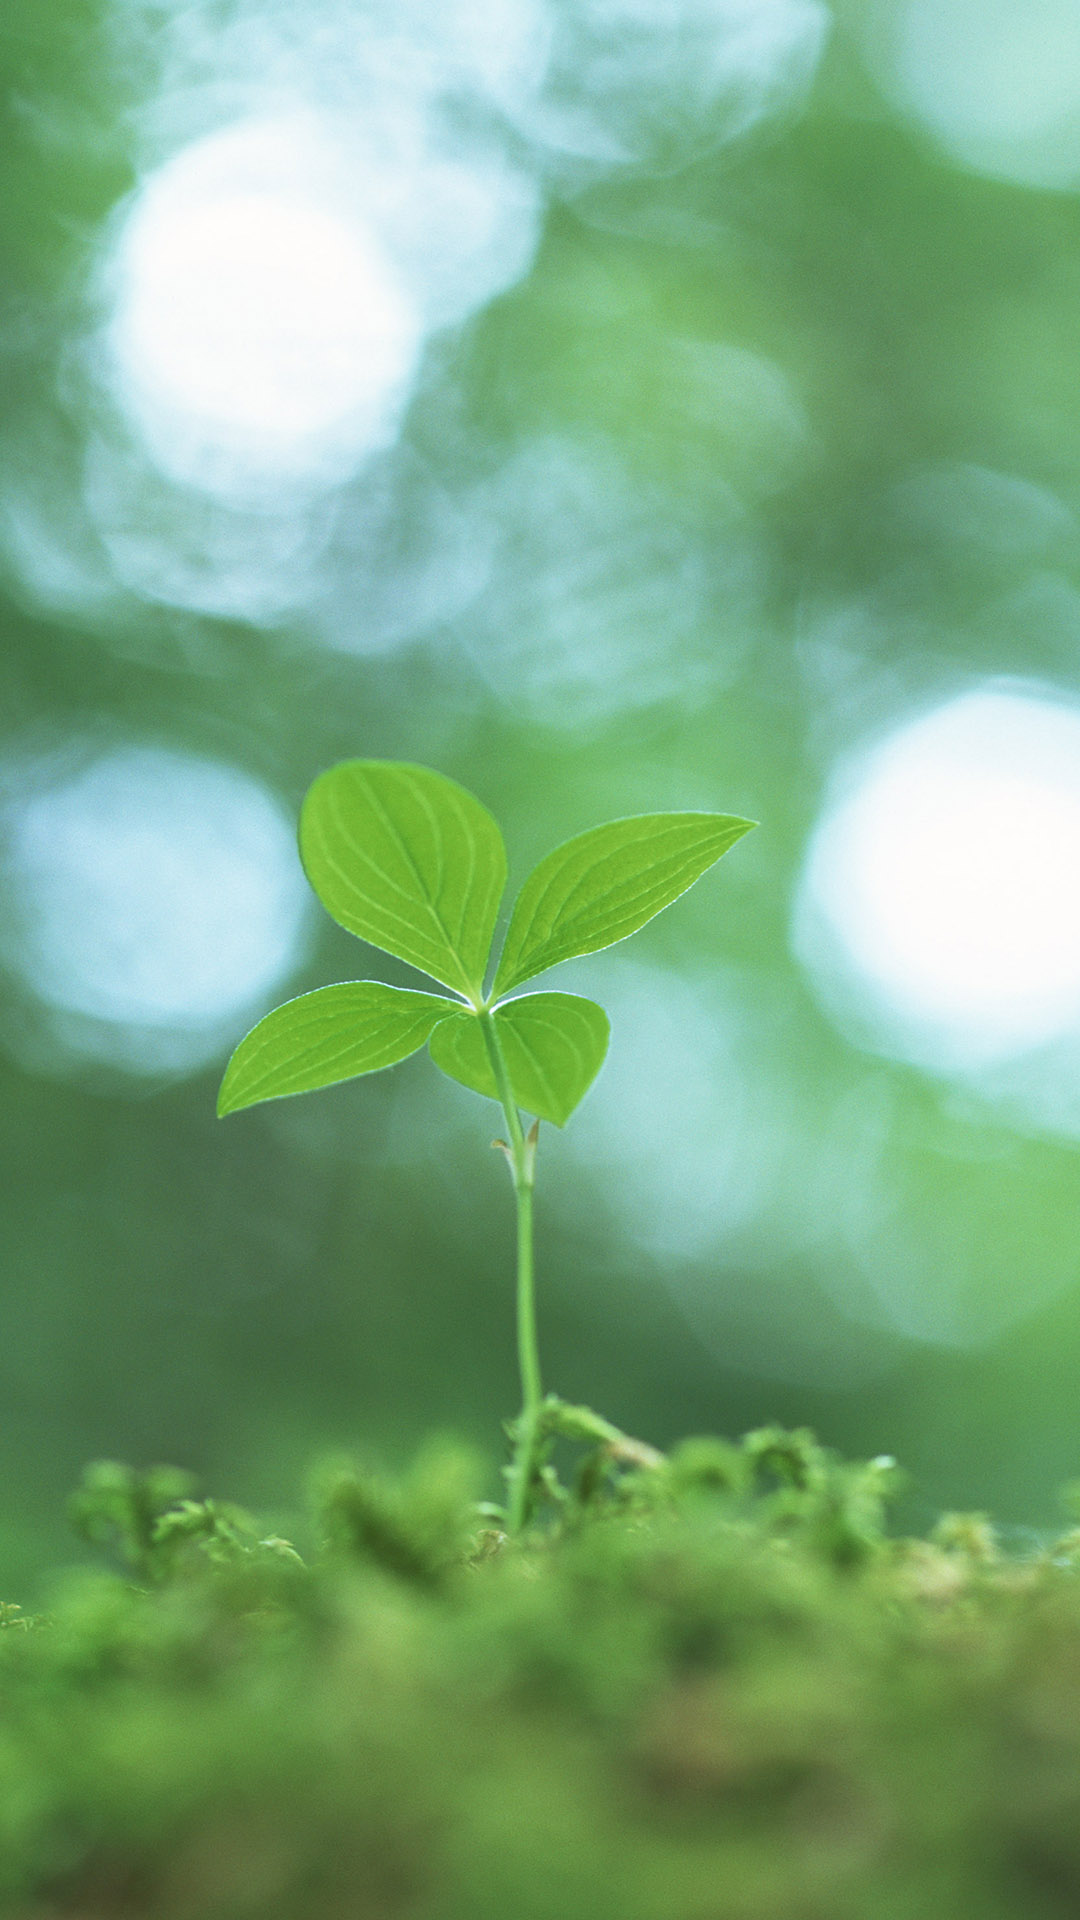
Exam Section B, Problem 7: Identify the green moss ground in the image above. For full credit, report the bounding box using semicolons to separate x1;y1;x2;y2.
3;1426;1080;1918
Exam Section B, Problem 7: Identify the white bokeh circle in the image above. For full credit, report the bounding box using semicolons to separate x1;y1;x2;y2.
795;686;1080;1069
0;745;311;1073
865;0;1080;191
104;117;425;498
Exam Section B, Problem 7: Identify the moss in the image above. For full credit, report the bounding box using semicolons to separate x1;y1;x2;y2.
1;1428;1080;1916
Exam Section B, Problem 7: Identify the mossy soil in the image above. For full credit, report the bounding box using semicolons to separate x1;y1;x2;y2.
3;1425;1080;1919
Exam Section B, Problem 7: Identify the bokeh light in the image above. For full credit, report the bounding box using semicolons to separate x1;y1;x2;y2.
865;0;1080;191
795;686;1080;1071
455;436;759;723
522;0;829;177
0;745;312;1074
0;0;828;637
103;116;425;499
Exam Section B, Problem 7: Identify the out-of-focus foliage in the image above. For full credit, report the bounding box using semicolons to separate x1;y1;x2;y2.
6;0;1080;1583
6;1434;1080;1916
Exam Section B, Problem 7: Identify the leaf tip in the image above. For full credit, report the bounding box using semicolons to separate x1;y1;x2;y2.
216;1056;249;1118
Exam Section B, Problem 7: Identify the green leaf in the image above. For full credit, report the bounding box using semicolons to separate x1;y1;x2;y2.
429;994;610;1127
218;982;453;1116
300;761;506;998
491;811;755;996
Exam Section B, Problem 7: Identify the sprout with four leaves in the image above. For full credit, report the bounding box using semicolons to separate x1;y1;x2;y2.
218;762;754;1530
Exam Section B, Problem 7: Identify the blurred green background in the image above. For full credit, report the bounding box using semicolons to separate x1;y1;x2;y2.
4;0;1080;1588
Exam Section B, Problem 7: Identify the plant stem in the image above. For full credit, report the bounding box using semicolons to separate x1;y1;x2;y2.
478;1010;543;1532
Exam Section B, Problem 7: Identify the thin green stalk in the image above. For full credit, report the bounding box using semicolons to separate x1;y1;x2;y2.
478;1010;543;1533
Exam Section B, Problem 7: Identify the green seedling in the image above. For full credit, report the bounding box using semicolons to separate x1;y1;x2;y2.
218;761;754;1531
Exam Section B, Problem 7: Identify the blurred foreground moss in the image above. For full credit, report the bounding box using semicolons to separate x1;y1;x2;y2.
2;1428;1080;1916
